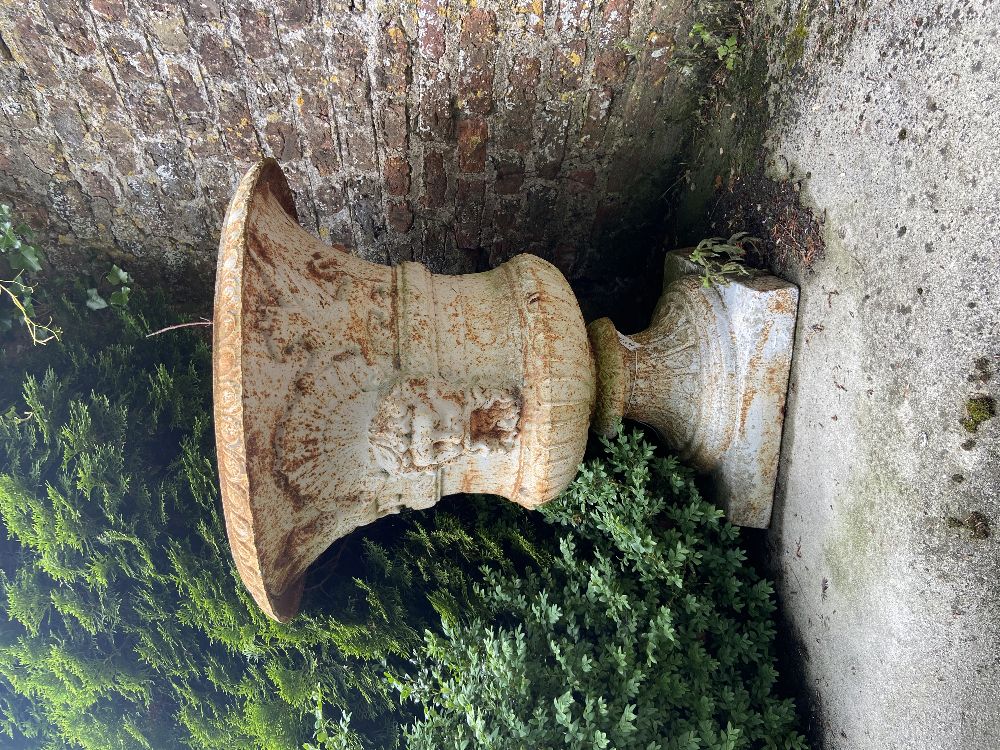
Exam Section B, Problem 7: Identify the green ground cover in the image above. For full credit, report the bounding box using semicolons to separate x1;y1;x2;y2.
0;295;803;750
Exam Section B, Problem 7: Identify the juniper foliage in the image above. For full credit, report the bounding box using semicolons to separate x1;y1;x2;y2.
396;431;807;750
0;297;545;750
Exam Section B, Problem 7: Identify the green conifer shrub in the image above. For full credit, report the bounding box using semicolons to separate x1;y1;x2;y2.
0;296;546;750
395;431;806;750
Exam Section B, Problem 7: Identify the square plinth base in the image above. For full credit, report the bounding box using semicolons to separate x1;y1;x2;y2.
665;251;799;529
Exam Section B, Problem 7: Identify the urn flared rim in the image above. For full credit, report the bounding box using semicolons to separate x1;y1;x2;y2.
212;158;304;622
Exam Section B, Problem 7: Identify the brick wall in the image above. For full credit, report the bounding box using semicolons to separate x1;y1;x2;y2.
0;0;696;299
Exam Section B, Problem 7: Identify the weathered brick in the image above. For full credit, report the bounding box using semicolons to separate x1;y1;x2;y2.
377;23;410;95
146;140;198;201
415;223;453;271
265;121;303;161
567;169;597;191
201;163;239;217
457;117;488;173
591;200;624;237
494;156;525;194
49;179;96;234
283;166;313;215
581;87;613;147
4;0;694;299
48;96;88;147
461;8;498;44
418;0;446;60
105;34;158;83
185;0;222;22
555;0;592;33
491;197;520;232
382;103;409;151
313;182;346;218
166;63;208;114
185;120;223;160
593;49;629;86
286;32;326;88
131;88;176;132
523;184;556;241
304;118;340;177
217;91;259;160
606;148;641;192
385;156;411;196
149;11;191;53
455;178;485;248
328;31;368;92
76;69;120;111
495;56;540;152
275;0;312;26
535;103;570;178
553;39;587;91
594;0;632;86
0;84;39;131
194;32;236;79
514;0;545;35
387;200;414;233
600;0;632;36
79;169;118;204
423;150;447;208
92;0;127;22
238;8;275;59
417;71;453;142
101;121;141;175
12;18;62;88
621;39;674;136
457;9;496;116
50;25;93;57
341;122;378;174
511;55;543;88
49;4;97;55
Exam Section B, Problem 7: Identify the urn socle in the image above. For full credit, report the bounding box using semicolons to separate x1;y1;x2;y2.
213;159;798;622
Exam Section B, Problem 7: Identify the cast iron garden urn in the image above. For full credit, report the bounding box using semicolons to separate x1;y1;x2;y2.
213;159;799;622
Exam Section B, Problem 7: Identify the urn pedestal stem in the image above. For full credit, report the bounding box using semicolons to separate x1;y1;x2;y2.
588;252;799;528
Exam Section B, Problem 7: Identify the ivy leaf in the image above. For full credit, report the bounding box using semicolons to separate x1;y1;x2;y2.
110;286;131;307
10;244;42;273
86;288;109;310
106;264;131;286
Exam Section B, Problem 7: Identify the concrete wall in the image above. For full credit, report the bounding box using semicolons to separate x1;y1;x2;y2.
757;0;1000;747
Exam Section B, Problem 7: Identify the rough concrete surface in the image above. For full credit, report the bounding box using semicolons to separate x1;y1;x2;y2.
761;0;1000;747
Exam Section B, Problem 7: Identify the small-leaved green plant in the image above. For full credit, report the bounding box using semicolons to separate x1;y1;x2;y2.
0;295;554;750
302;685;364;750
86;264;132;310
689;232;759;287
617;38;641;59
0;204;60;345
689;21;740;71
395;430;807;750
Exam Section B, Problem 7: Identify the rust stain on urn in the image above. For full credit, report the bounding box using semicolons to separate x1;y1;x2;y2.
213;159;596;622
739;319;774;434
